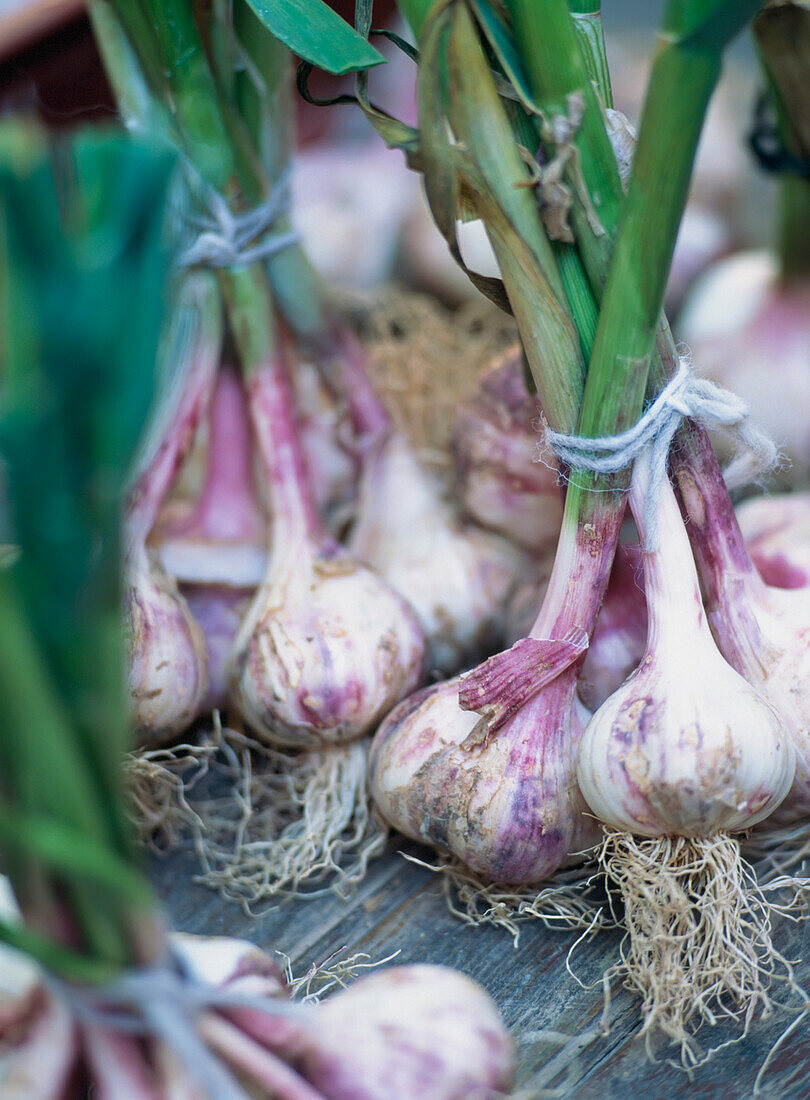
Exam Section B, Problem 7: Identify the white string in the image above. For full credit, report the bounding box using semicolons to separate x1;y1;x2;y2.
544;357;779;549
175;168;300;269
46;953;312;1100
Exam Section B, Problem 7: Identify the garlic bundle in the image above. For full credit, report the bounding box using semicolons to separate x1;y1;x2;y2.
125;293;220;745
736;491;810;588
678;251;810;480
231;348;425;748
451;348;563;553
351;431;530;675
578;451;794;837
152;364;266;711
370;665;597;884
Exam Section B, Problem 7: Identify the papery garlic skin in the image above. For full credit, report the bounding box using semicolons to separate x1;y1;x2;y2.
232;356;425;749
577;457;794;837
736;492;810;589
352;432;529;674
452;349;563;553
301;965;513;1100
152;366;267;710
370;669;597;884
127;548;209;747
678;251;810;478
291;354;360;532
234;550;425;748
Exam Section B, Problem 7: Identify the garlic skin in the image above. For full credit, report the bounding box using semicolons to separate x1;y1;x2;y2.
351;431;529;674
231;355;425;749
234;549;425;748
300;965;513;1100
577;456;794;837
736;491;810;589
452;348;563;554
152;366;267;710
505;547;647;712
370;668;597;884
291;353;361;533
127;547;210;746
678;251;810;478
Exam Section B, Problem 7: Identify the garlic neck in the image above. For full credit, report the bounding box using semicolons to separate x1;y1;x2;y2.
247;353;325;553
631;449;710;646
126;353;216;558
313;323;391;443
529;491;624;647
171;365;264;545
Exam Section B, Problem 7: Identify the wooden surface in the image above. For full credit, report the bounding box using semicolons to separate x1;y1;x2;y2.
152;837;810;1099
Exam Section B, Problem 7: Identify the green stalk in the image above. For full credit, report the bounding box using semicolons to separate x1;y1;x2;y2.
567;1;612;105
446;3;585;431
753;0;810;281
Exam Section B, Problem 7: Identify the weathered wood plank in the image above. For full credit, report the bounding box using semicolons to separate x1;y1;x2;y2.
151;845;810;1099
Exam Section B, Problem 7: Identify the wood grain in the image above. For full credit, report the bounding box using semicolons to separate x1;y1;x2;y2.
151;839;810;1098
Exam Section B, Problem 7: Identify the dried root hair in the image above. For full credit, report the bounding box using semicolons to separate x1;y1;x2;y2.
187;724;387;910
743;819;810;884
402;852;608;947
126;715;387;905
596;829;810;1069
278;947;402;1003
360;288;518;472
126;731;219;853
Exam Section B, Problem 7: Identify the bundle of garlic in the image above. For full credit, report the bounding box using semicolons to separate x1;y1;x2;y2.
0;117;515;1100
313;0;810;1060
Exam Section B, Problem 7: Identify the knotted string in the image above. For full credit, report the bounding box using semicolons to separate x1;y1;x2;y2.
175;168;300;269
545;358;778;549
46;952;312;1100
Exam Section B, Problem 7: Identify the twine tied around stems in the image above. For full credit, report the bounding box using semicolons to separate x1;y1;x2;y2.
175;169;300;269
544;357;779;550
46;953;312;1100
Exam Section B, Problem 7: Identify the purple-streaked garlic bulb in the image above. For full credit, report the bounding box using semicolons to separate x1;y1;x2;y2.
736;491;810;588
352;431;530;675
231;347;425;748
370;666;596;884
152;364;266;711
678;251;810;479
577;450;794;837
298;966;513;1100
452;348;564;554
676;450;810;825
125;290;220;745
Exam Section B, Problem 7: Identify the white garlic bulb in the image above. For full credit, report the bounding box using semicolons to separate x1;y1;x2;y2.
351;431;530;674
577;450;794;836
231;353;425;748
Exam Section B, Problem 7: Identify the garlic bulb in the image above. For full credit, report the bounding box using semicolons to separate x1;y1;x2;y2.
300;965;513;1100
370;667;597;883
577;451;794;836
677;469;810;825
231;351;425;748
677;251;810;479
452;348;563;554
127;546;210;746
736;491;810;588
153;365;266;710
352;431;530;674
125;321;218;745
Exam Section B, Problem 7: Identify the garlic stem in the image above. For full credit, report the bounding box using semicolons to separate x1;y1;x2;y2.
247;349;325;551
